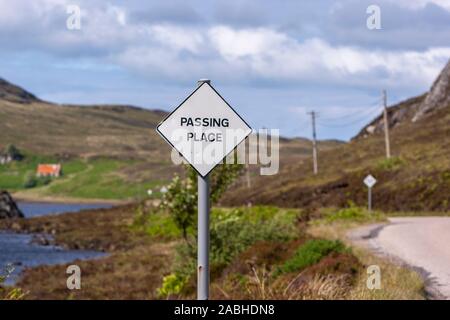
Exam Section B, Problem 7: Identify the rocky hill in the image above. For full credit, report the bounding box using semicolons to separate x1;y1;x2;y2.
223;61;450;212
355;59;450;139
0;78;40;104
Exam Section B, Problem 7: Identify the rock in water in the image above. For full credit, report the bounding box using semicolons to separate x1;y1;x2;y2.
0;191;24;219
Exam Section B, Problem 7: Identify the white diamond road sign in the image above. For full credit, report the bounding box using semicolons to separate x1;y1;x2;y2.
157;82;252;177
364;174;377;188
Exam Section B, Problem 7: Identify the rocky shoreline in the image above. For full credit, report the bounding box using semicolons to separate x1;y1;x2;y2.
0;191;24;219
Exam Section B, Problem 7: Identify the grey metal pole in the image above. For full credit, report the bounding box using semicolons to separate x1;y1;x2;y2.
197;174;210;300
368;187;372;213
197;79;211;300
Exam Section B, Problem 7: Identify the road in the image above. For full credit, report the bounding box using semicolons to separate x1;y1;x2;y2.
351;217;450;299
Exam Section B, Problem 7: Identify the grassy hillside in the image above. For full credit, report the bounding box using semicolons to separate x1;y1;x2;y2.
222;104;450;211
0;79;341;201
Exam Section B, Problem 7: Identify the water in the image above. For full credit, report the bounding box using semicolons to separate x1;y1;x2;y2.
17;202;111;218
0;202;110;285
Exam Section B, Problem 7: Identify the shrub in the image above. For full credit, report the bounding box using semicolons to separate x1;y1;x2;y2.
39;175;52;186
23;172;37;188
209;207;298;267
276;239;348;275
376;156;404;171
158;207;299;298
157;273;189;298
159;162;243;241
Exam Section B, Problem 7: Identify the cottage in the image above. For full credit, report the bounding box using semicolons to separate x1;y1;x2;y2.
0;154;12;165
37;164;62;177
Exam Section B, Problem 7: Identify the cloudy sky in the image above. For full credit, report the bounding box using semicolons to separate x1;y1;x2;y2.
1;0;449;140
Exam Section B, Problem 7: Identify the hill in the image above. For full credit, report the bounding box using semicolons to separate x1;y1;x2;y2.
0;78;341;201
223;60;450;212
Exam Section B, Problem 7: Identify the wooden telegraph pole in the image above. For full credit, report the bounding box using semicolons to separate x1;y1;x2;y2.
308;111;318;175
382;90;391;159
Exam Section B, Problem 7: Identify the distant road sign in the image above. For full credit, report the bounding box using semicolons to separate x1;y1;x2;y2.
157;82;252;177
364;174;377;188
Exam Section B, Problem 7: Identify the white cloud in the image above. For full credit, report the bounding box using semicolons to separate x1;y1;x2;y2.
391;0;450;11
148;25;205;53
0;1;449;91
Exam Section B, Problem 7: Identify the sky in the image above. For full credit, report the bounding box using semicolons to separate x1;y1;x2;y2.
0;0;449;140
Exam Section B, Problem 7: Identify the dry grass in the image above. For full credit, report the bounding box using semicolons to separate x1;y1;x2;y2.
308;221;426;300
215;266;350;300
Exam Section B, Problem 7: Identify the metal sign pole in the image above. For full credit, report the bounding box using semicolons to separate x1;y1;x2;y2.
197;174;210;300
368;187;372;213
197;79;211;300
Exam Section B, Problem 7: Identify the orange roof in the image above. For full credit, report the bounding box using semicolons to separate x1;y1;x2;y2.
37;164;61;174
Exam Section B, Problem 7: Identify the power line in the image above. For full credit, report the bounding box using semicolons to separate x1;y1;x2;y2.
316;106;382;128
318;101;382;122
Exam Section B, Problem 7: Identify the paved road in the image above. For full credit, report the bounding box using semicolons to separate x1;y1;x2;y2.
353;217;450;299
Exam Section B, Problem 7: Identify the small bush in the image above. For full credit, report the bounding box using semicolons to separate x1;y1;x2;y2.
209;207;298;267
158;206;299;298
23;172;37;188
376;157;404;171
157;273;189;298
276;239;348;275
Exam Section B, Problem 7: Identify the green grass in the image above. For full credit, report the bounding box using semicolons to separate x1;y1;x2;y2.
376;156;405;171
321;205;386;224
0;154;57;190
0;154;166;200
46;158;164;200
276;239;348;275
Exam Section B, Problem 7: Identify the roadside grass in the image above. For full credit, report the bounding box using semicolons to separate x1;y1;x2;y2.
385;210;450;217
311;205;387;225
307;208;426;300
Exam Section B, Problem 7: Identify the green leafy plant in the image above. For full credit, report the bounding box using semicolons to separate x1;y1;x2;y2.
23;172;37;188
157;207;299;298
159;161;243;242
157;273;189;298
275;239;348;276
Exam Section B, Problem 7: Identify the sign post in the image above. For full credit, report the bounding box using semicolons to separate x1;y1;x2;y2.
363;174;377;213
196;79;210;300
156;79;252;300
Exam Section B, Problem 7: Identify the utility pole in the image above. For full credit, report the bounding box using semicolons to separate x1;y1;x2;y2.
196;79;210;300
307;111;318;175
383;89;391;159
246;163;251;189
